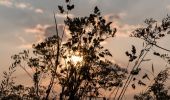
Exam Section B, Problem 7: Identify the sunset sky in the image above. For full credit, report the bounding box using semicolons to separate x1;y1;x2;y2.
0;0;170;98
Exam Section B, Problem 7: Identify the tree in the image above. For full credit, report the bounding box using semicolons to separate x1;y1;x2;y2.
134;68;170;100
1;0;127;100
131;17;170;100
117;17;170;100
1;0;170;100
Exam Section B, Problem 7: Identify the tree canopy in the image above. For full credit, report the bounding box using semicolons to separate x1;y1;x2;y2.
0;0;170;100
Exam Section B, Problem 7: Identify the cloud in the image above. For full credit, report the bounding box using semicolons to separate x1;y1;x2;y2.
15;34;26;43
104;13;141;37
104;12;127;20
25;24;50;43
89;0;97;4
0;0;13;7
55;13;74;18
21;12;132;49
114;22;141;37
118;12;127;19
21;23;71;49
24;24;68;41
35;8;44;14
166;5;170;10
44;24;67;37
18;24;48;49
18;44;32;49
20;24;69;49
0;1;44;14
15;2;31;9
25;24;49;34
44;24;71;42
15;34;32;49
14;2;44;14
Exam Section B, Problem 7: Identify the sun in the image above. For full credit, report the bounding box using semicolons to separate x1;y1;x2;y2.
66;51;83;65
70;55;83;64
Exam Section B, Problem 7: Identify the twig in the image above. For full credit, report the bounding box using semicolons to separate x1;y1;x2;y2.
19;64;32;79
117;44;150;100
45;12;60;100
119;45;152;100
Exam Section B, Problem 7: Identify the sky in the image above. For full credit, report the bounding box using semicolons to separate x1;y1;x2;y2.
0;0;170;99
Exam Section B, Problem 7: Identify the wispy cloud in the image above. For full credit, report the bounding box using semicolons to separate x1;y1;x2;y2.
25;24;70;38
104;12;127;20
0;1;44;14
55;13;74;18
166;5;170;10
15;2;31;9
113;22;141;37
25;24;49;34
15;2;44;14
24;24;50;44
35;8;44;14
18;44;32;49
0;0;12;7
20;23;71;49
15;33;32;49
15;34;26;44
104;13;140;37
89;0;97;4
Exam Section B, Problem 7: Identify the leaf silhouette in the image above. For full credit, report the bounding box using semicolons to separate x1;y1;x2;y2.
132;84;136;89
138;80;146;86
142;73;150;80
67;4;74;10
65;0;69;3
58;6;64;13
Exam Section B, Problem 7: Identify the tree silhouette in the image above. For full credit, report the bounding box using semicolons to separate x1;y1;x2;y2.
116;17;170;100
1;0;170;100
1;0;127;100
134;68;170;100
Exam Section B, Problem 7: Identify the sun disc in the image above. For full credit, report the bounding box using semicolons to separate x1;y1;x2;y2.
70;55;83;64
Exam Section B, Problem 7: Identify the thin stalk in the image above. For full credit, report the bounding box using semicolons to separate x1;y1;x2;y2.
45;12;60;100
119;45;152;100
108;87;117;99
153;43;170;52
117;58;140;100
19;64;32;79
117;44;149;100
113;87;120;100
144;39;170;52
35;68;39;98
113;61;130;99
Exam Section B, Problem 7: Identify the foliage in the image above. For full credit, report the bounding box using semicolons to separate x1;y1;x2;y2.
1;0;170;100
116;16;170;100
0;0;127;100
59;5;127;99
134;68;170;100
